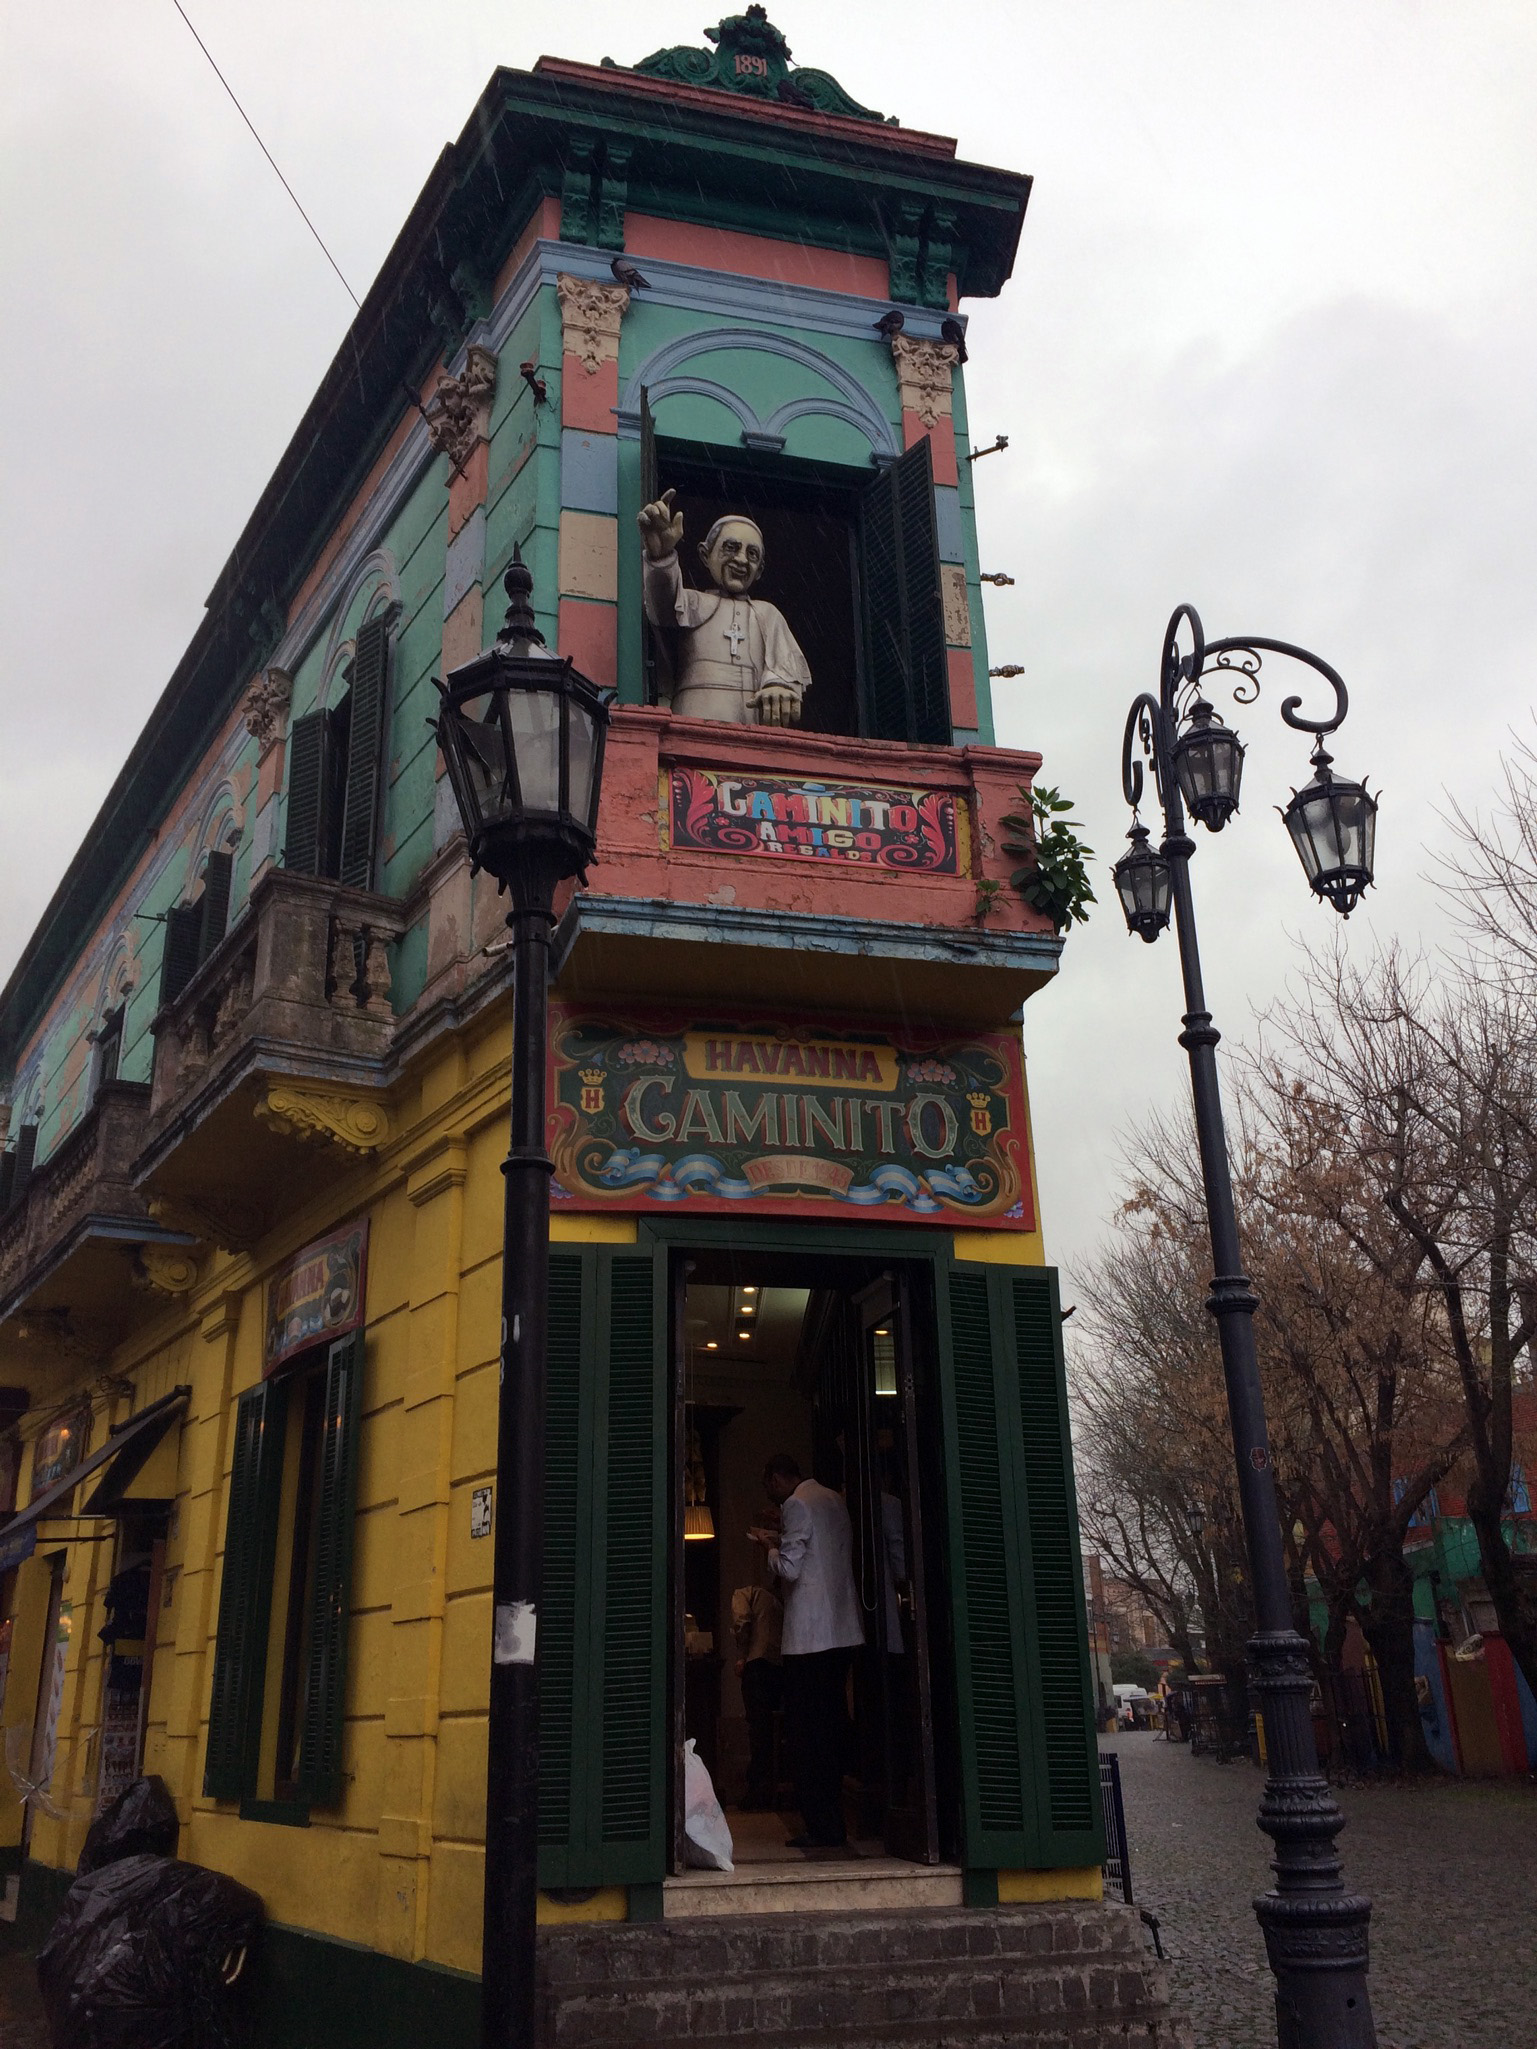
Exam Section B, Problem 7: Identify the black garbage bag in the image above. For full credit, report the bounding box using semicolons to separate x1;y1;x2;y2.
36;1853;263;2049
76;1778;180;1877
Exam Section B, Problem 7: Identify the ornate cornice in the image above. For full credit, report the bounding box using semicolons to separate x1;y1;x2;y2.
242;668;292;752
555;274;630;374
426;345;498;469
255;1086;392;1154
890;332;958;428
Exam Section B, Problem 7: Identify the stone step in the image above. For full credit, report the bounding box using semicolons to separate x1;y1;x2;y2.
539;1904;1190;2048
543;1903;1143;1989
663;1858;966;1918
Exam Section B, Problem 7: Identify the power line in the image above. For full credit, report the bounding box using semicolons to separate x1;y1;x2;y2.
169;1;360;309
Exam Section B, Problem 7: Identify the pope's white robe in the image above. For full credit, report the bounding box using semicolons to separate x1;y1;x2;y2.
642;551;812;724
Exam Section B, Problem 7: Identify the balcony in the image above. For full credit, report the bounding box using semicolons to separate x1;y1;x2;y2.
134;869;410;1235
556;709;1062;1026
0;1081;203;1384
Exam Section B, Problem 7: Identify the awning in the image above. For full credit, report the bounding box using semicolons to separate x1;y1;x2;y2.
0;1385;191;1571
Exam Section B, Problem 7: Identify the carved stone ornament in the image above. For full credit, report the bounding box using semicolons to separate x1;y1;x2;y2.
135;1244;201;1295
242;668;292;751
555;275;630;375
890;333;959;428
255;1086;392;1154
941;563;971;648
426;345;498;469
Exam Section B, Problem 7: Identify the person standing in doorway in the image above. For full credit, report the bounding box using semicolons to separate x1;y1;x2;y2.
730;1579;783;1810
750;1453;863;1849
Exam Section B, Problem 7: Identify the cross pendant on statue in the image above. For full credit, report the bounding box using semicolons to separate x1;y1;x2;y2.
724;614;747;663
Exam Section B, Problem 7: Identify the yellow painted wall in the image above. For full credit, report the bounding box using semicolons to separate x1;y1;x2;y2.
1;1022;1053;1969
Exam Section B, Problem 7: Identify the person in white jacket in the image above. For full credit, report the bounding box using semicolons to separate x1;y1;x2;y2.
750;1453;863;1848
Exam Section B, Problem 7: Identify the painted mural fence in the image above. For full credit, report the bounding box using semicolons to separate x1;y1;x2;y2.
549;1006;1033;1227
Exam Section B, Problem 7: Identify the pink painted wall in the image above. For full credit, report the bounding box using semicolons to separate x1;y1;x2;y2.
586;709;1049;939
624;213;890;301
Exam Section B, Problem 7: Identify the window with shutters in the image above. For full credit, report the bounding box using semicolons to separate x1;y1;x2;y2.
283;616;390;888
89;1007;124;1099
203;1332;365;1821
640;417;950;744
156;849;234;1014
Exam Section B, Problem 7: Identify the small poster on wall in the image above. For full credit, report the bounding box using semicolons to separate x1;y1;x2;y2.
264;1222;369;1378
30;1402;92;1502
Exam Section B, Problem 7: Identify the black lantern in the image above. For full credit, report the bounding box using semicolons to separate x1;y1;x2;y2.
1188;1500;1206;1542
434;551;610;901
1112;822;1173;942
1172;699;1245;832
1281;743;1377;916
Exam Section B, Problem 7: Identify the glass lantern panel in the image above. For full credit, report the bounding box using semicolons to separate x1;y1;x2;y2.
459;714;509;826
502;684;563;815
566;699;601;833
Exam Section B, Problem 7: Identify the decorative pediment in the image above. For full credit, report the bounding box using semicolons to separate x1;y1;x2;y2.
617;8;890;124
556;275;630;375
426;345;498;470
242;668;292;752
890;333;959;429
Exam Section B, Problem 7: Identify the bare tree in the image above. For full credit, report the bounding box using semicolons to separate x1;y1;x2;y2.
1266;938;1537;1705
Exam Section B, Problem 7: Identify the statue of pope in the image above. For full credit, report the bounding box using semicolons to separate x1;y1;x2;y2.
638;490;811;726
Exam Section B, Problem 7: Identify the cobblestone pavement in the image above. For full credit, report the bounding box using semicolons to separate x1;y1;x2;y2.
0;1945;48;2049
1106;1729;1537;2049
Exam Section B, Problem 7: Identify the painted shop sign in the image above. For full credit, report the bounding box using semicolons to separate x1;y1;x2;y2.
666;766;964;873
265;1221;369;1378
550;1007;1033;1229
31;1401;92;1502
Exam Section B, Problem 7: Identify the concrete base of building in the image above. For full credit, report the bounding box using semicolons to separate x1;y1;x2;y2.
542;1901;1192;2047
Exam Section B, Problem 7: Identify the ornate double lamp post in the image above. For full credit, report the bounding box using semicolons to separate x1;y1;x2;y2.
1112;606;1378;2049
434;552;610;2049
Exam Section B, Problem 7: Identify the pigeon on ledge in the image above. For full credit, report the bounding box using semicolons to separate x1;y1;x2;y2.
611;256;652;290
874;309;905;337
941;317;968;363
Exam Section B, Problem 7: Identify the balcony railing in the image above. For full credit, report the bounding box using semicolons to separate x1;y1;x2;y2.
0;1081;153;1312
144;868;409;1145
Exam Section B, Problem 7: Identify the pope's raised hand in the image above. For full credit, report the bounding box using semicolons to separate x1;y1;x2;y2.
638;488;685;562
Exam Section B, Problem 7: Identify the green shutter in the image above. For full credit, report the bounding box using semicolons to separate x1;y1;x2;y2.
159;903;204;1009
339;619;389;890
7;1125;38;1209
283;711;328;877
938;1261;1103;1870
299;1331;366;1805
204;1381;284;1800
197;850;233;962
537;1246;666;1888
538;1254;587;1872
597;1254;665;1857
857;436;950;744
1009;1271;1101;1845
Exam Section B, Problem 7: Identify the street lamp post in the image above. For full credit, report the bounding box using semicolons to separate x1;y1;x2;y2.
434;553;610;2049
1111;605;1379;2049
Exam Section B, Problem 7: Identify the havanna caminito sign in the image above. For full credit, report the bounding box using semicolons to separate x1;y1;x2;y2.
549;1006;1033;1228
666;766;964;873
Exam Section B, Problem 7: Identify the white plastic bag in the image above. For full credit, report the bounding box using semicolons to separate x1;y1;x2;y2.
682;1737;734;1871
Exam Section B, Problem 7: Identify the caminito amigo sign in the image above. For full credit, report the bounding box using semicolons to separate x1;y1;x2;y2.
666;766;964;872
549;1006;1033;1228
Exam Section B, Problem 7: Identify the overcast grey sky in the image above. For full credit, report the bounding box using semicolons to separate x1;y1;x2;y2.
4;3;1535;1276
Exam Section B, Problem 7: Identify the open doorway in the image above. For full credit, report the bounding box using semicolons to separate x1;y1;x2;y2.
673;1248;946;1871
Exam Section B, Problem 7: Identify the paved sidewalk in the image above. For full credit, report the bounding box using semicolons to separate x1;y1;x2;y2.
0;1945;48;2049
1106;1729;1537;2049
